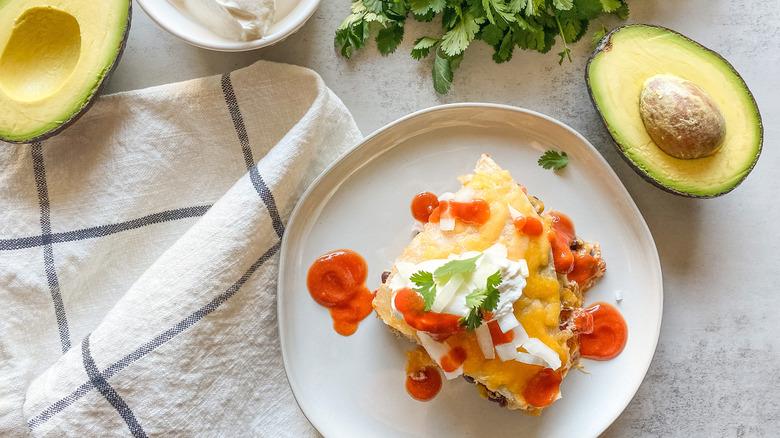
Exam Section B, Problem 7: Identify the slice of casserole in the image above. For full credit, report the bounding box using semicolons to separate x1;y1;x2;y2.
374;154;605;414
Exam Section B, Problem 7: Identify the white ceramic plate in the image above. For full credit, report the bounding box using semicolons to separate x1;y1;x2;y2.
278;104;663;438
137;0;320;51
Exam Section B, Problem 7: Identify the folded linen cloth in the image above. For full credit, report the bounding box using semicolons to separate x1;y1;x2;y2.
0;61;361;437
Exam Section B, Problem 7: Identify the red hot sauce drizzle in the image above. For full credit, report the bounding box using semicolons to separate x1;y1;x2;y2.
306;249;374;336
428;198;491;225
487;320;514;345
393;288;464;341
440;346;467;373
547;211;603;285
579;302;628;360
545;213;628;375
568;254;603;287
547;211;576;274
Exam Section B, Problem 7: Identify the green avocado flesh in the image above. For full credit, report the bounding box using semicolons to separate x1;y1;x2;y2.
587;25;762;198
0;0;130;143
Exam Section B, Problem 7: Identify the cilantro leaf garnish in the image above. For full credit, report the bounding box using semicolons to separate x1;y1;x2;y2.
432;49;455;95
408;255;482;311
363;0;383;13
464;288;488;309
411;37;439;60
410;271;437;311
459;310;484;333
376;23;405;55
538;150;569;171
459;270;502;332
478;23;504;47
408;259;504;332
600;0;622;12
440;12;483;57
481;270;502;311
410;0;432;15
434;254;481;278
334;0;629;94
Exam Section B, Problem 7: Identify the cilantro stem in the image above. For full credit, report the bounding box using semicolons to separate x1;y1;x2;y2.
553;13;572;65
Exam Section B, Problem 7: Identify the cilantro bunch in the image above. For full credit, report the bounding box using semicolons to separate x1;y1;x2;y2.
335;0;628;94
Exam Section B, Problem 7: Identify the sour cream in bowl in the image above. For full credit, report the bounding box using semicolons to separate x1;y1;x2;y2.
137;0;320;51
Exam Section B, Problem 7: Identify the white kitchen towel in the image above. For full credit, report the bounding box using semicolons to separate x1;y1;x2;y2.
0;61;362;437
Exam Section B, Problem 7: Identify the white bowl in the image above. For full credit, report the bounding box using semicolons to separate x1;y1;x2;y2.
136;0;320;51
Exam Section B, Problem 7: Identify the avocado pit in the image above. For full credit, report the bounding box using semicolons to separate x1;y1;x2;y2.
638;74;726;160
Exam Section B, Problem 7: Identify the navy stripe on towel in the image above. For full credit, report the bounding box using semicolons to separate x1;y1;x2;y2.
31;143;71;353
221;73;285;238
0;205;212;251
28;241;281;430
249;167;285;238
82;335;148;438
221;73;254;170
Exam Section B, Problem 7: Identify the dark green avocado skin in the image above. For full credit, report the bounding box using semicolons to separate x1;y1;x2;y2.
585;24;763;199
0;1;132;145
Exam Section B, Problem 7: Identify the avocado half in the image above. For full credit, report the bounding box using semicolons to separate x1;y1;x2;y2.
0;0;131;143
586;24;763;198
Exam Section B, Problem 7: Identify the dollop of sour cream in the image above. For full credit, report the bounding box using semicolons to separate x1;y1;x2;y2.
169;0;276;41
390;243;563;374
390;243;529;325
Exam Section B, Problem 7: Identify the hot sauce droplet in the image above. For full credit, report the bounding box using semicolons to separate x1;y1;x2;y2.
306;249;374;336
411;191;439;223
406;366;442;402
579;302;628;360
404;348;442;402
523;368;563;408
520;216;544;236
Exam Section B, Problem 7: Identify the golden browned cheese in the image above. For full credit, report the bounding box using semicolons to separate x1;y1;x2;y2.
374;155;600;414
